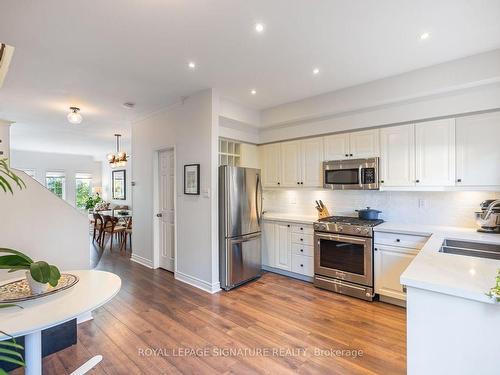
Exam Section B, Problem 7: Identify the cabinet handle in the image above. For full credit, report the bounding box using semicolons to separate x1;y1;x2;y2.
277;182;280;185
380;180;384;184
300;238;303;241
287;224;290;227
374;248;378;251
297;182;300;185
416;180;420;183
349;154;353;157
345;154;349;157
396;239;401;242
457;179;462;183
300;227;303;230
300;182;303;185
300;249;304;252
300;264;304;267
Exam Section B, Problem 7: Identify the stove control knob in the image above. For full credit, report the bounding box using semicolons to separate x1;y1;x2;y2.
355;227;362;233
338;226;343;232
364;228;370;234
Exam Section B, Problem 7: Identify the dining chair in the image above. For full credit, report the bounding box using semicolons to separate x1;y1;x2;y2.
100;215;126;251
92;213;104;243
120;217;132;252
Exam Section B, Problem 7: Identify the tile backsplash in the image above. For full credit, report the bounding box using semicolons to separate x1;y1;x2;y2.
263;189;500;228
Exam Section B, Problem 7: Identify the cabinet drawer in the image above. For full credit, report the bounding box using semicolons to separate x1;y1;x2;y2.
291;233;314;246
292;243;314;257
374;231;429;250
290;224;314;235
291;254;314;276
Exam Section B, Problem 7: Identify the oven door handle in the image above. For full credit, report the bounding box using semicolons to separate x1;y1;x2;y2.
358;166;363;188
315;233;369;244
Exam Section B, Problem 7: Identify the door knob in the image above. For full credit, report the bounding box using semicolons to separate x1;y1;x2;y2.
156;213;163;217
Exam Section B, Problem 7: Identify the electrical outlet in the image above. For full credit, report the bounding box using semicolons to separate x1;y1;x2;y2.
418;198;426;209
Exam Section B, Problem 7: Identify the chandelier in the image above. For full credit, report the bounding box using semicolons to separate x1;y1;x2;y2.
107;134;129;168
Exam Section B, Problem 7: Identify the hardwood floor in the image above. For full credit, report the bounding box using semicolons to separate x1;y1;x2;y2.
16;242;406;374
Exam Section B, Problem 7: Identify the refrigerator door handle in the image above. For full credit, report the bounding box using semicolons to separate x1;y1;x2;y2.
256;174;263;226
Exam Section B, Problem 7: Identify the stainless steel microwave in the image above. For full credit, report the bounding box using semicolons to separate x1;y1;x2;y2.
323;157;379;190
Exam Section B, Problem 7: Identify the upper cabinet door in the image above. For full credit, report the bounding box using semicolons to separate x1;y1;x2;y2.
300;137;324;187
260;143;281;187
456;112;500;187
349;129;380;159
323;133;350;160
380;124;415;187
415;119;455;186
280;141;301;187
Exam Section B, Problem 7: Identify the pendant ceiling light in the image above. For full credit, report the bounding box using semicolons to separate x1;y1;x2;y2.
107;134;129;168
67;107;83;124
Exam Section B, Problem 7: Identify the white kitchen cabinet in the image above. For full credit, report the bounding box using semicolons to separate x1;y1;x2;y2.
324;133;350;160
261;221;276;267
275;222;292;271
415;119;455;186
260;143;281;187
380;124;415;187
300;137;324;187
324;130;379;160
456;112;500;187
374;244;418;301
280;141;301;187
349;129;380;159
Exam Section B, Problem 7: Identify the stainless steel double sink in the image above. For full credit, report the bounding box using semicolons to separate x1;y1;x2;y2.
440;239;500;260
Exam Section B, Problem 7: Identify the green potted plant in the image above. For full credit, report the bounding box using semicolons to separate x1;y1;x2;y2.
0;158;26;372
486;269;500;302
85;193;102;212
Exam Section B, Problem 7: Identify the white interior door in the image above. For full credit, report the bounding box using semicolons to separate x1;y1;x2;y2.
158;149;175;272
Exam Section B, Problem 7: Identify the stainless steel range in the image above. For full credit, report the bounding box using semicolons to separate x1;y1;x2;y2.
313;216;383;301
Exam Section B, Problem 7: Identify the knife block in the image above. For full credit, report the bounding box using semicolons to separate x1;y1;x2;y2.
318;206;330;219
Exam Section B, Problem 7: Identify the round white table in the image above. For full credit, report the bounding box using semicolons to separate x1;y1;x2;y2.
0;270;121;375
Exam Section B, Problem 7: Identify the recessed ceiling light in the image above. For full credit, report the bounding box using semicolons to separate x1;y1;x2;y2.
420;32;430;40
188;61;196;69
313;68;320;75
250;89;257;95
255;23;265;33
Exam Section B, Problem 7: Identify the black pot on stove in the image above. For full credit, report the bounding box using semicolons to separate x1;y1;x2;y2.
355;207;382;221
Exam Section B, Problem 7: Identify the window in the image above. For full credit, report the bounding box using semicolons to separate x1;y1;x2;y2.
45;172;66;199
75;173;92;210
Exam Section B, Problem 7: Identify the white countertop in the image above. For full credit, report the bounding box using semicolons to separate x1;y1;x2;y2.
375;223;500;304
262;212;318;224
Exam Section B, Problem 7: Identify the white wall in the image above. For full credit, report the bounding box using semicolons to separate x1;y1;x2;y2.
263;189;500;228
101;161;132;208
0;170;90;282
10;150;102;208
131;89;219;292
0;120;12;160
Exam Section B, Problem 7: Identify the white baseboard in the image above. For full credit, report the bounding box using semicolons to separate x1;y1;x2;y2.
130;254;153;269
77;311;93;324
175;271;221;294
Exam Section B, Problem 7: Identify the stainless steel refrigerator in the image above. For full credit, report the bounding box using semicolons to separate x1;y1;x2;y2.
219;166;263;290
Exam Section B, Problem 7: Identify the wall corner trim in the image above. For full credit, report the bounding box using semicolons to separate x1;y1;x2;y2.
175;271;221;294
130;254;154;269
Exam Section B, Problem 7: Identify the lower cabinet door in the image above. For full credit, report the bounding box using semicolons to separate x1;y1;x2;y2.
275;223;292;271
374;244;418;300
291;254;314;276
262;221;276;267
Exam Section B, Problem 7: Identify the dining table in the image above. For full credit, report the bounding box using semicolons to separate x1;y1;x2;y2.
0;270;121;375
96;209;133;227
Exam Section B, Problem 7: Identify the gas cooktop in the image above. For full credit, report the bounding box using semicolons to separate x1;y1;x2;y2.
317;216;384;227
314;216;384;237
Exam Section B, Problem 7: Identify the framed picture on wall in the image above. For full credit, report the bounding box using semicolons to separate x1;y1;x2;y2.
184;164;200;195
112;170;126;200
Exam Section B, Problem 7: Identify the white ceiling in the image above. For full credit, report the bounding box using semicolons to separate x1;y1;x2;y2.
1;0;500;159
